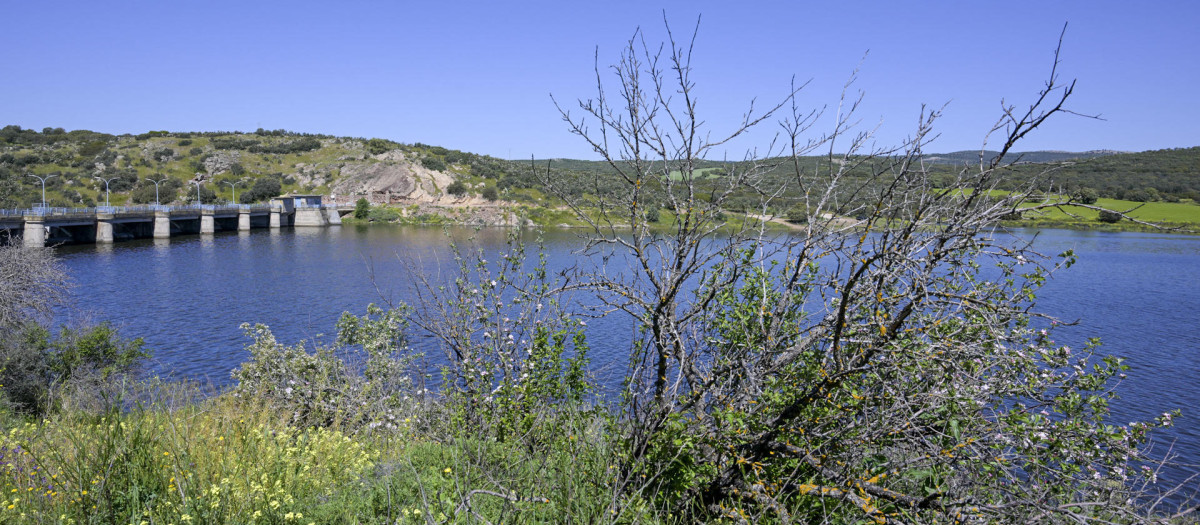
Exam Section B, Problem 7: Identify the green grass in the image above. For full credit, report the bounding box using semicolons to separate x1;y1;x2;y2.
940;189;1200;232
666;167;723;181
0;390;635;524
1019;197;1200;224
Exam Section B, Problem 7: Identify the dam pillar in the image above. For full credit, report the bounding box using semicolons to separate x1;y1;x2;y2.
154;211;171;239
269;207;282;229
22;215;45;248
293;207;327;226
326;207;342;225
238;209;251;231
200;209;215;234
95;213;114;244
95;217;114;243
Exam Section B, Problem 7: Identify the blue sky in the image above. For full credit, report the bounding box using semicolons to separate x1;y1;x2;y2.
1;1;1196;159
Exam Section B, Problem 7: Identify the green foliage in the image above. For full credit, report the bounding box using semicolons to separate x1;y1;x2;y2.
231;304;416;430
151;148;174;162
1125;187;1161;202
0;399;377;524
644;205;660;223
1076;186;1099;204
420;156;446;172
0;322;147;414
365;138;397;155
48;323;148;383
0;325;52;412
785;206;808;223
131;178;181;204
77;140;109;157
354;197;370;219
247;137;322;154
238;176;282;203
977;147;1200;201
481;186;498;201
198;185;218;204
1099;210;1123;223
416;232;598;448
210;137;260;151
446;180;467;196
368;206;400;222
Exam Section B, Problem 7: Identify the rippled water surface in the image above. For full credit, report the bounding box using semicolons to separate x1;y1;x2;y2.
55;225;1200;488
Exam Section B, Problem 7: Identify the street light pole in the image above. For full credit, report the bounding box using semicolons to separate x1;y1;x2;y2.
26;173;56;208
93;176;116;207
224;181;241;204
146;176;169;206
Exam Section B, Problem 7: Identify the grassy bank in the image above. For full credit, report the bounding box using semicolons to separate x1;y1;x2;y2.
0;389;629;524
1006;197;1199;233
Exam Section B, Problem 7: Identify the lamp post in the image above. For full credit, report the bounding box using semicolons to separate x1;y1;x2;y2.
26;173;56;209
93;176;117;207
146;176;169;206
224;181;241;205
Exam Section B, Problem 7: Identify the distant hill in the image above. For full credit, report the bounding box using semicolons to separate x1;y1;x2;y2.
919;150;1123;165
2;125;1196;211
992;146;1200;201
521;150;1127;173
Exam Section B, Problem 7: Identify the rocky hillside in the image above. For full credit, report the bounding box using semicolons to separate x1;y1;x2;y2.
3;126;1196;218
0;127;531;212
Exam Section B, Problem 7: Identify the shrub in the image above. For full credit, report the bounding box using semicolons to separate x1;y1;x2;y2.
1076;186;1099;204
239;177;282;203
210;137;259;150
1099;210;1123;223
230;304;416;430
481;186;498;201
368;206;400;222
785;206;808;224
151;148;174;162
354;197;370;219
420;156;446;172
365;138;396;155
412;231;597;446
78;140;108;157
48;322;148;383
248;137;322;154
446;180;467;196
0;322;147;414
644;205;660;223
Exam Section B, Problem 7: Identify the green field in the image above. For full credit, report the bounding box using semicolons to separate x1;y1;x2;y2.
1018;197;1200;227
667;167;724;181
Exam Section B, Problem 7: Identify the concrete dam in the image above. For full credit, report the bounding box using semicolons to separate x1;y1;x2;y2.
0;195;349;247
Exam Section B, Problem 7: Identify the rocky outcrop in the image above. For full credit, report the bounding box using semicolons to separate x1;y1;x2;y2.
203;151;241;175
292;163;337;189
331;159;456;203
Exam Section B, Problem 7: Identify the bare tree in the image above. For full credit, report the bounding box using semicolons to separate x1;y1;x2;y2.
0;242;69;411
546;19;1191;523
0;242;67;334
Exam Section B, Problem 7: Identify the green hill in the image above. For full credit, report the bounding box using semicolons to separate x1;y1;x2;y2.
2;125;1197;223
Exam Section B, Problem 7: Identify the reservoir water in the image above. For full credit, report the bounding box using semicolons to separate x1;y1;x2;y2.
54;225;1200;491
